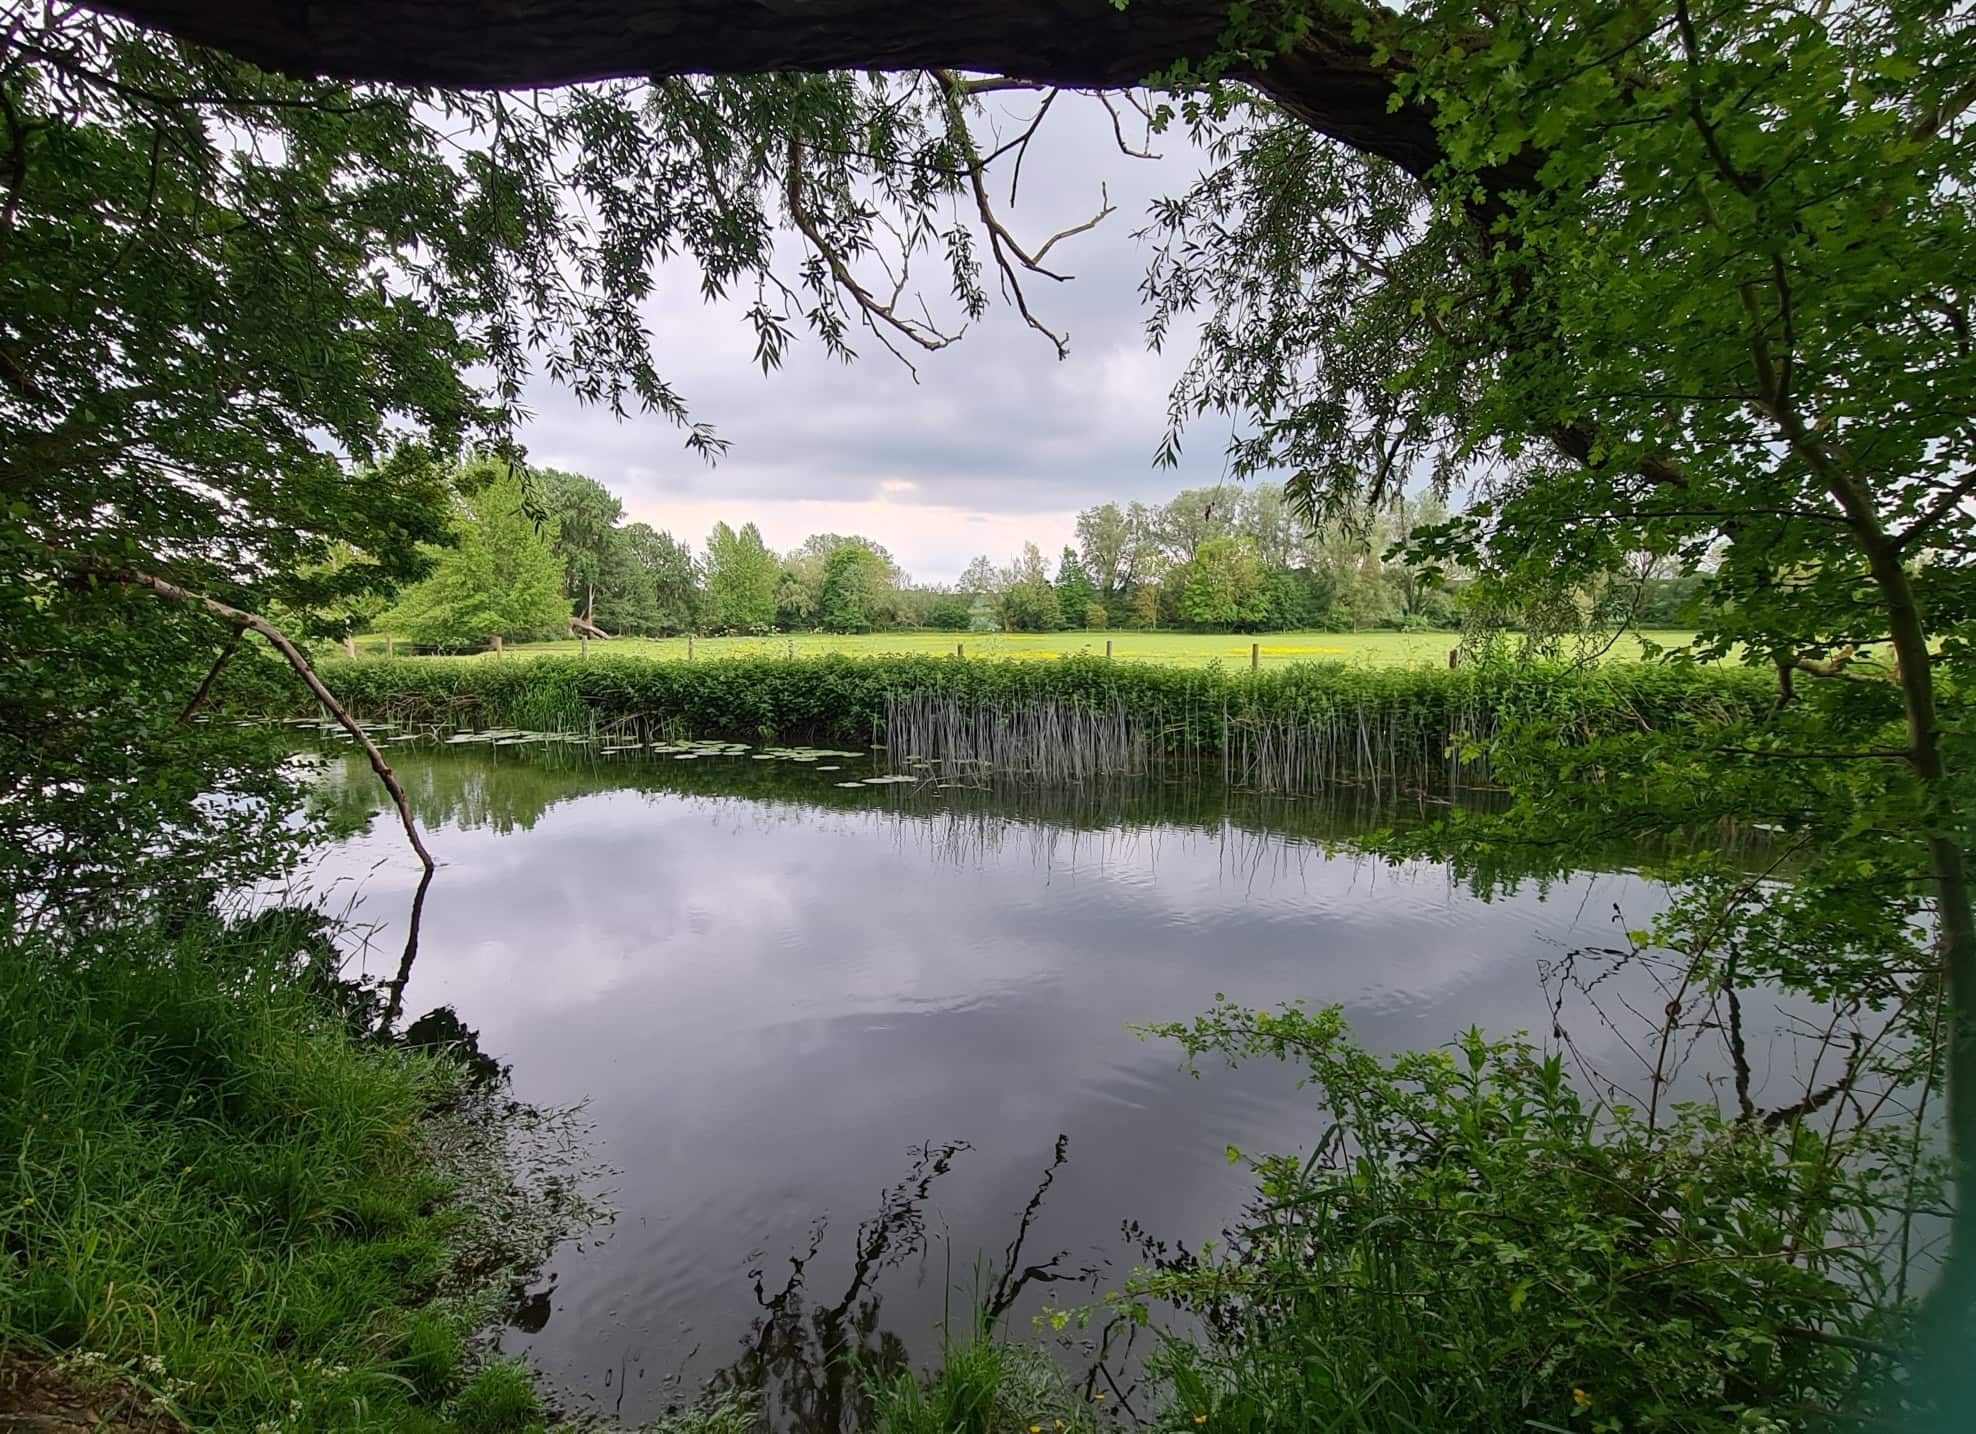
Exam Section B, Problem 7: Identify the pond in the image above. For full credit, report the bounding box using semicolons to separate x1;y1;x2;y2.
299;740;1797;1430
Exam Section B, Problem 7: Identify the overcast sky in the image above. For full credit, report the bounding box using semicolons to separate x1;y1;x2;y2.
518;95;1234;586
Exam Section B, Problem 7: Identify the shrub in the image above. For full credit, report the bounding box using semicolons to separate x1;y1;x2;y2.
1129;1003;1914;1434
1083;602;1108;630
928;596;973;631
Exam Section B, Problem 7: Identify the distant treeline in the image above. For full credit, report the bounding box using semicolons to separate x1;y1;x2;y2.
367;461;1718;646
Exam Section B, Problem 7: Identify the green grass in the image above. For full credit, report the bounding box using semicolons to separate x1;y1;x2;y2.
354;627;1700;670
0;913;558;1433
864;1312;1098;1434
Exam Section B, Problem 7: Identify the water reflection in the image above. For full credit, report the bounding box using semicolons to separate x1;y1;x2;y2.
299;741;1830;1429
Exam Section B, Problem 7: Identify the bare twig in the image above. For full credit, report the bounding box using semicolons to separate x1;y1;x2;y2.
1098;91;1159;159
783;133;959;372
178;624;245;724
934;69;1115;358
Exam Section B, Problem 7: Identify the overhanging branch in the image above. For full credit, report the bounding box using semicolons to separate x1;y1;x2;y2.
55;552;437;874
95;0;1446;179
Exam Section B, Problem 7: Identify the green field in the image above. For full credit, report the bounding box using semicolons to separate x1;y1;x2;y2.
356;628;1700;670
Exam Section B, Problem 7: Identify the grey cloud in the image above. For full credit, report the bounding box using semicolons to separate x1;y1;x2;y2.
517;94;1237;572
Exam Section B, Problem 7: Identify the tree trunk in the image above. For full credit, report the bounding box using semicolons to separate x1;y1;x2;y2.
1811;458;1976;1363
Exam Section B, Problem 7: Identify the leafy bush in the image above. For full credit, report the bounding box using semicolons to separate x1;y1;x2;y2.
928;596;974;631
1127;1003;1915;1434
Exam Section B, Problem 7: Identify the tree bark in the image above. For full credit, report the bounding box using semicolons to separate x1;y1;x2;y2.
97;0;1445;179
1779;430;1976;1360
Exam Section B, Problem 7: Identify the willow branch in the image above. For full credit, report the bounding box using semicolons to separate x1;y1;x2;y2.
783;133;958;371
58;552;435;872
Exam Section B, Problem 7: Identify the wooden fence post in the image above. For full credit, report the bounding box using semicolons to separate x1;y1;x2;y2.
1251;641;1260;672
688;634;695;660
957;641;964;658
1105;639;1113;660
386;635;395;659
344;635;357;659
1449;647;1459;669
492;634;502;655
581;632;589;659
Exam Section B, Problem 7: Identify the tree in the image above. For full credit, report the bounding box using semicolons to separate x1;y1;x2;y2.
703;521;779;631
1075;503;1137;596
383;461;573;646
818;543;891;633
774;552;827;629
1128;584;1161;631
535;468;624;621
997;543;1062;632
1054;547;1099;624
1174;537;1270;630
926;595;972;631
622;524;701;633
53;0;1976;1380
958;555;1002;600
781;533;899;630
1154;487;1238;566
587;530;665;634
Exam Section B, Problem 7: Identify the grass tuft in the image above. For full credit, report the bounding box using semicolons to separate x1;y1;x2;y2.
452;1359;542;1434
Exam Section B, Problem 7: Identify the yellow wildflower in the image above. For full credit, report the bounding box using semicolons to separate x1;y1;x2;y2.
1572;1388;1592;1410
1195;1417;1209;1425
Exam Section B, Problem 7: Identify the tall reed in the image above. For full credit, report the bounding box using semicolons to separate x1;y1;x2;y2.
298;654;1773;796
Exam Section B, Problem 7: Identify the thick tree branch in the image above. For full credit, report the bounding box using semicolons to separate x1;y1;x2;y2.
1896;467;1976;552
95;1;1446;180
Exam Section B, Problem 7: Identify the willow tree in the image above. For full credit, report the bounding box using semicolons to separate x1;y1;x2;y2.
14;0;1976;1389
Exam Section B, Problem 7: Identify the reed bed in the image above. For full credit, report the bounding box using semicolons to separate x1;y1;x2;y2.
293;653;1773;797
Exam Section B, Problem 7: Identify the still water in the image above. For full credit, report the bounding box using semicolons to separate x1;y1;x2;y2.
301;742;1782;1428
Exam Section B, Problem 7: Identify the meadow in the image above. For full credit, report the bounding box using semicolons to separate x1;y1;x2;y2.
355;627;1701;670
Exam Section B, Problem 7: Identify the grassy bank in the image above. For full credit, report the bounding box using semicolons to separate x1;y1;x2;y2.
353;627;1697;670
309;653;1773;792
0;913;585;1434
